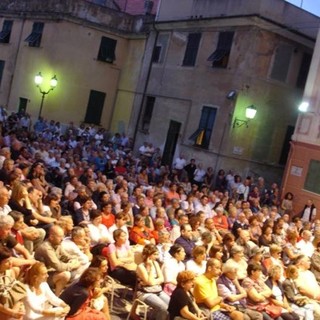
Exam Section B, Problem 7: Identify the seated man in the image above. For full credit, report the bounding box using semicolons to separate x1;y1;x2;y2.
61;226;92;275
193;258;243;320
35;225;81;295
217;264;262;320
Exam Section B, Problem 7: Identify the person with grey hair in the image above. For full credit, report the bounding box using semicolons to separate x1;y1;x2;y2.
217;264;262;320
0;214;35;268
297;230;314;258
224;245;248;281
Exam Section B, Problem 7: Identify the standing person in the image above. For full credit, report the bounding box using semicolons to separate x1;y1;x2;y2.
300;200;316;223
135;244;169;320
168;270;205;320
184;159;196;185
193;164;206;187
174;153;187;180
23;262;70;320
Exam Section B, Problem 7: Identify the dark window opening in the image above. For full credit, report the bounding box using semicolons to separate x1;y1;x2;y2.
97;36;117;63
296;53;312;89
207;32;234;68
182;33;201;66
0;20;13;44
19;98;28;114
270;45;293;82
25;22;44;47
84;90;106;125
189;106;217;149
152;45;162;63
141;96;155;131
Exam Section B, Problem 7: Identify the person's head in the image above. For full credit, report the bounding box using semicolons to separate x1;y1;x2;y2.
0;186;10;207
222;263;238;281
134;214;145;227
56;215;74;234
113;229;127;244
294;255;310;270
142;243;159;262
24;262;48;287
48;225;64;246
0;215;14;239
176;270;196;291
268;265;282;281
90;209;102;225
78;267;103;288
301;230;312;242
169;243;186;261
230;245;244;261
180;223;192;239
43;192;60;207
101;201;113;213
8;210;24;231
247;263;263;279
269;244;282;258
200;231;213;245
90;255;108;274
0;245;13;271
71;226;87;246
222;232;235;248
250;247;264;261
192;245;207;261
205;258;222;279
208;244;223;260
286;264;299;280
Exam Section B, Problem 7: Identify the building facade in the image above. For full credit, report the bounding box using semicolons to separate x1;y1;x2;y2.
128;0;320;185
0;0;151;131
282;28;320;214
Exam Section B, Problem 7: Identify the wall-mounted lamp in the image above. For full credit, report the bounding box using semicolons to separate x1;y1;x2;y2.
233;105;257;128
298;101;309;112
226;90;237;100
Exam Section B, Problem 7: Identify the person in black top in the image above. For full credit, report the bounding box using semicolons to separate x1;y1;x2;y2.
168;270;205;320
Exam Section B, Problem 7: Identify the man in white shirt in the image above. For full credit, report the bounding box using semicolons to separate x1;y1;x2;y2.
297;230;314;258
195;195;214;218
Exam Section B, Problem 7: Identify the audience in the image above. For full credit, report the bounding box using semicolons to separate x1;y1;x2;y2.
0;114;318;320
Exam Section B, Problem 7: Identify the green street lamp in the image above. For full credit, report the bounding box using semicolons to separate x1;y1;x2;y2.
34;72;58;118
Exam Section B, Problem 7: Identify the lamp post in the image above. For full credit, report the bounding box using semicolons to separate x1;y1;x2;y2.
34;72;58;118
232;105;257;128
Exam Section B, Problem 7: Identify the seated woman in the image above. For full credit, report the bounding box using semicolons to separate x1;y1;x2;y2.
60;267;110;320
282;265;314;320
224;245;248;281
168;270;205;320
242;263;273;320
0;246;26;320
129;214;156;245
186;245;207;276
265;265;300;320
107;229;137;287
135;244;169;320
162;244;186;296
23;262;70;320
259;224;273;248
87;209;113;247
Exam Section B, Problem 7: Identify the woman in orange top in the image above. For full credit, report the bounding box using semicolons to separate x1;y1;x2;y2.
129;214;156;245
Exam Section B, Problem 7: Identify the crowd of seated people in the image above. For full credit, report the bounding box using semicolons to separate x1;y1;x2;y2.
0;112;320;320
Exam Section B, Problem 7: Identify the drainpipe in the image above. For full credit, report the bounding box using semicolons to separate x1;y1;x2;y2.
6;15;26;110
132;20;159;149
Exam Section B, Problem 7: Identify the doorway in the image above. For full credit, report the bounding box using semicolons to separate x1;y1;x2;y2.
161;120;181;166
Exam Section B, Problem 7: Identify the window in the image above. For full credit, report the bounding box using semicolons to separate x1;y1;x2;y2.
84;90;106;125
207;31;234;68
0;60;5;86
25;22;44;47
152;45;162;63
189;106;217;149
97;36;117;63
0;20;13;44
141;96;155;131
152;34;169;64
296;52;312;89
304;160;320;194
270;45;293;82
182;33;201;66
